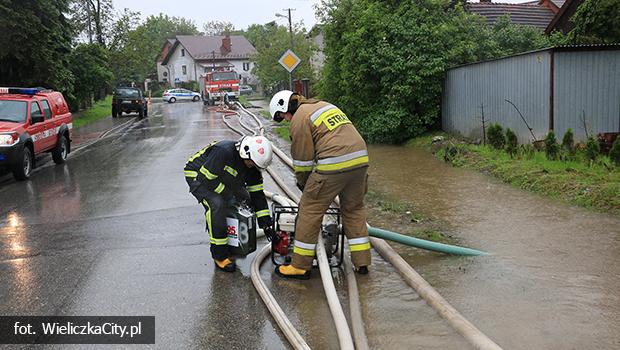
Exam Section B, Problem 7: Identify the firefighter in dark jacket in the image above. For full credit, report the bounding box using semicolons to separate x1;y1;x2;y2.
184;136;275;272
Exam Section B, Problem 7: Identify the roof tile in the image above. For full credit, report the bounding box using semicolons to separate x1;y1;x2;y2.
467;2;556;29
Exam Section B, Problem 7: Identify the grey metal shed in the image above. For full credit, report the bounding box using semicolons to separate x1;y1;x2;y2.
442;44;620;143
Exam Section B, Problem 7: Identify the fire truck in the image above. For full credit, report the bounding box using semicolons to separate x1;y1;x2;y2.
0;87;72;180
199;69;241;106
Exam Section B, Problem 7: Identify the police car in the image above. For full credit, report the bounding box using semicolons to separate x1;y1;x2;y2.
162;88;201;103
0;87;72;180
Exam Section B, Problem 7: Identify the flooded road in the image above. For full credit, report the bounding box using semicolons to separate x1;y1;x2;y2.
367;145;620;349
2;100;617;349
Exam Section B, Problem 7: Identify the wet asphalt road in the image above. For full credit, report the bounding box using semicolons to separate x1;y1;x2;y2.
0;101;500;350
0;103;295;349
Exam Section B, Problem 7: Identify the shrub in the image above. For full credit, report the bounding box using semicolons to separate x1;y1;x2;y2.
562;128;575;155
487;124;505;150
544;131;559;160
585;136;600;161
505;128;518;157
518;144;535;159
609;137;620;166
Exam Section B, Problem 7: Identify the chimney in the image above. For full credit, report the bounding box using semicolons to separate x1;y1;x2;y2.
220;33;231;55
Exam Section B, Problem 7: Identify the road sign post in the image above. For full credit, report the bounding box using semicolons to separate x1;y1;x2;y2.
279;49;301;91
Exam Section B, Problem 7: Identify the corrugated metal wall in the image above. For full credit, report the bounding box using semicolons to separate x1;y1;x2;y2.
443;51;551;144
442;48;620;143
554;50;620;141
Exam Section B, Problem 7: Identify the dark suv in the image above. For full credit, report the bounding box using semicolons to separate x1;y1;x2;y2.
112;87;148;118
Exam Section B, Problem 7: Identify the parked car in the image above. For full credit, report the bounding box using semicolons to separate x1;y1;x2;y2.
112;87;147;118
163;88;201;103
0;87;72;180
239;85;253;96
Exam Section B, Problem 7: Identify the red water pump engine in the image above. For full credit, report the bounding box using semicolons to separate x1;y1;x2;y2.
270;205;344;267
272;231;290;256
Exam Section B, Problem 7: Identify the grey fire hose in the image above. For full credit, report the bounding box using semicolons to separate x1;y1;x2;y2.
235;106;503;350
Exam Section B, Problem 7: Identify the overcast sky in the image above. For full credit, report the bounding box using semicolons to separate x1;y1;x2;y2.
112;0;534;31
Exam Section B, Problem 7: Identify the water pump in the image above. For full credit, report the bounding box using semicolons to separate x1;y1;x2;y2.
270;204;345;267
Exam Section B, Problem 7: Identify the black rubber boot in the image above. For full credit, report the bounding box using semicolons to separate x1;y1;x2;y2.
355;266;369;275
214;258;236;273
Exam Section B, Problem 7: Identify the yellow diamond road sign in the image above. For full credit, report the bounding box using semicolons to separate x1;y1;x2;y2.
279;49;301;73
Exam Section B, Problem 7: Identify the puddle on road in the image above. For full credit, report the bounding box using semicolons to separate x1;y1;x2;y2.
365;144;620;349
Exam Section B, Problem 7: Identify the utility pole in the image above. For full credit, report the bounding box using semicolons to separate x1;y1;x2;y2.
277;8;295;90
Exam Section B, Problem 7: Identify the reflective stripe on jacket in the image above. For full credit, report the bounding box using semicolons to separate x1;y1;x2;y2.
184;140;271;226
290;100;368;186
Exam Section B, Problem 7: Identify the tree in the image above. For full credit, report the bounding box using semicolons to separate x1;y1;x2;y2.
0;0;75;97
317;0;496;142
247;23;316;95
69;44;114;108
203;20;236;35
69;0;114;46
107;8;141;50
489;15;560;57
316;0;566;143
109;14;199;84
570;0;620;44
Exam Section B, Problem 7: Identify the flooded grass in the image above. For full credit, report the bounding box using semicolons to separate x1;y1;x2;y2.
412;133;620;215
365;189;456;244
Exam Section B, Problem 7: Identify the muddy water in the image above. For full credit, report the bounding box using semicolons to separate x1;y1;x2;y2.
366;145;620;349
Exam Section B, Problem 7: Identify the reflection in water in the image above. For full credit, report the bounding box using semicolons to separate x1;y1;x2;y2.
7;212;20;227
367;144;620;349
1;213;35;306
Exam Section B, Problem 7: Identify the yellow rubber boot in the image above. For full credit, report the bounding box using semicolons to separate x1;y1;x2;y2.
275;264;311;280
214;258;236;272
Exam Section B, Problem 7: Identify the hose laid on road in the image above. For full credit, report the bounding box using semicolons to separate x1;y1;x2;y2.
316;234;355;350
250;191;311;350
342;247;370;350
222;111;356;349
370;237;503;350
236;105;501;348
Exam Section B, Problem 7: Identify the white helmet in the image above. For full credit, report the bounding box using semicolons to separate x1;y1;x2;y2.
269;90;294;120
237;136;273;169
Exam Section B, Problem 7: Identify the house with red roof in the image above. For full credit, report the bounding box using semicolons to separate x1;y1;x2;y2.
157;34;257;86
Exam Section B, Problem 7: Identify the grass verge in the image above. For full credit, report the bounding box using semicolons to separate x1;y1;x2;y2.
72;96;112;128
238;95;252;108
414;133;620;215
365;189;455;244
274;121;291;140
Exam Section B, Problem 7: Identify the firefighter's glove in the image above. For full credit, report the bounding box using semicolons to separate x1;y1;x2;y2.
258;216;273;230
234;189;251;204
296;182;305;192
263;225;275;242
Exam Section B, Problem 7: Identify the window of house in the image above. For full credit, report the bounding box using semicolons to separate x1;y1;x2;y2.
182;65;187;75
181;49;185;57
163;71;168;77
243;62;250;71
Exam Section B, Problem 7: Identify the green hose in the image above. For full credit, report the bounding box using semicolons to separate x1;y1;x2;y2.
368;226;488;256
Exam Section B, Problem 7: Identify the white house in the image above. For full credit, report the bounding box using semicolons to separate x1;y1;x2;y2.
157;34;258;86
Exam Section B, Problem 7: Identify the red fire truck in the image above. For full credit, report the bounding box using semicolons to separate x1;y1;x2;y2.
0;87;72;180
199;69;241;106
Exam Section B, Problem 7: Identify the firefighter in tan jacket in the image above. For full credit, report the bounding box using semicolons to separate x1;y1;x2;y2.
269;90;371;279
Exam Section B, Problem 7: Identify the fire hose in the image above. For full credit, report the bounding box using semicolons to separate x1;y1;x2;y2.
234;105;503;350
222;110;357;349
